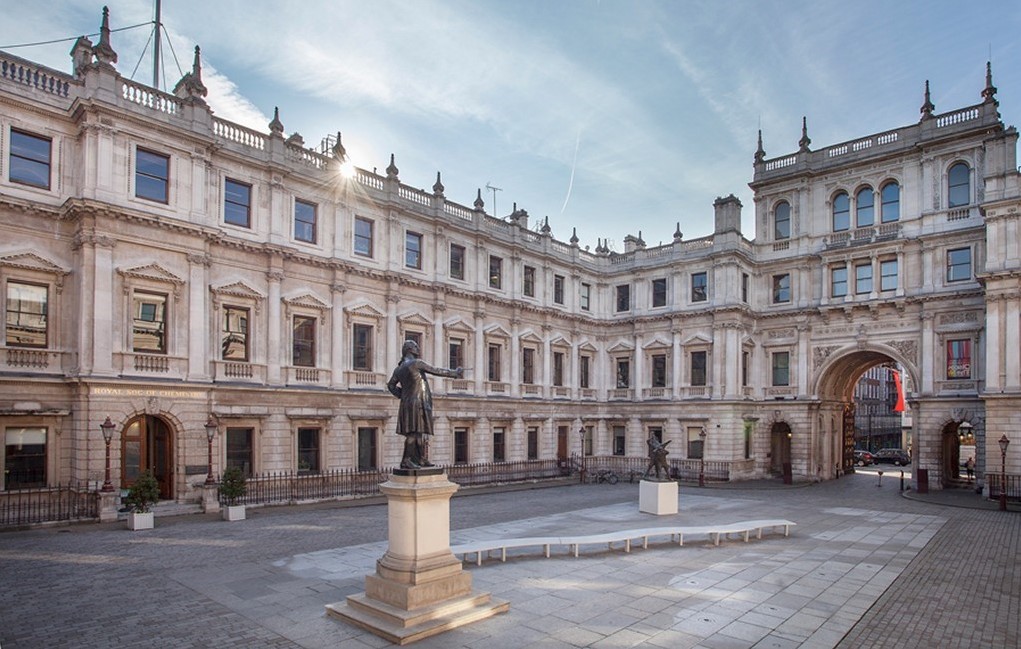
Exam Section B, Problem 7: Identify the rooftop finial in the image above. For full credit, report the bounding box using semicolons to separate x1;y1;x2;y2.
920;80;935;120
332;132;346;161
173;46;208;100
268;106;284;136
93;6;118;67
982;61;998;105
673;222;683;242
754;129;765;164
432;171;444;196
570;227;579;246
540;216;551;235
474;188;485;211
798;117;811;153
386;153;399;180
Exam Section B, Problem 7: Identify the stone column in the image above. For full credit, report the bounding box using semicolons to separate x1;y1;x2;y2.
1005;297;1020;392
266;269;283;385
671;326;683;399
330;282;346;389
186;253;211;381
90;235;116;375
473;309;485;393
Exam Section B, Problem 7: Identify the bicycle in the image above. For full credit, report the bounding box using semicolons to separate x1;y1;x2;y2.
591;469;619;485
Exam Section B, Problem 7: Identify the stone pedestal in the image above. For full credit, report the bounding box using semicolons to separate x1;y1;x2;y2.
639;479;678;515
201;484;220;514
98;490;120;523
326;469;508;644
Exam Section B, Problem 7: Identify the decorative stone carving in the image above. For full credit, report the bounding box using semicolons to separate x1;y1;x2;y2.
887;339;918;365
812;345;840;370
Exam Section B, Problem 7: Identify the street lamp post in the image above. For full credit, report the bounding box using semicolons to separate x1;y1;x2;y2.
204;417;218;486
100;416;116;492
998;434;1010;511
698;427;707;487
578;426;586;484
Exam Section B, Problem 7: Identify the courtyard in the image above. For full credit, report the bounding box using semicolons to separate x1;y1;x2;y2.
0;473;1017;648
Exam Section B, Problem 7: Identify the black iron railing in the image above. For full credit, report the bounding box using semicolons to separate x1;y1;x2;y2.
0;483;99;528
574;455;730;483
221;467;393;506
223;459;576;507
986;473;1021;502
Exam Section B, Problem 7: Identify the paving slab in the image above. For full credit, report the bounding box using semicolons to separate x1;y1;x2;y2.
0;472;1018;648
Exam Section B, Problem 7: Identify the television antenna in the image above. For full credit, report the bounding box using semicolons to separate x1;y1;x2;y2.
485;182;502;217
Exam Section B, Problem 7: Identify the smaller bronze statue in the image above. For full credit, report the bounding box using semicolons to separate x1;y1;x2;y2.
387;340;463;470
644;435;672;481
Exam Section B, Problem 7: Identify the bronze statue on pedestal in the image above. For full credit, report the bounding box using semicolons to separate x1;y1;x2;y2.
387;340;463;469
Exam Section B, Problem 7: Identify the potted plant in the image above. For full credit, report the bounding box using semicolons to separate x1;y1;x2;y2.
124;470;159;530
220;466;247;521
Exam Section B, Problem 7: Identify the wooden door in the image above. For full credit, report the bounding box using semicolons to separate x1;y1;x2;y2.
121;415;173;500
557;425;568;462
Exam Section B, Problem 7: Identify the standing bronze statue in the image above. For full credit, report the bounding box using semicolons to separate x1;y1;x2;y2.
387;340;463;469
645;435;672;481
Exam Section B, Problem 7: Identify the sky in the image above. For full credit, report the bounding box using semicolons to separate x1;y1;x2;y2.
3;1;1021;251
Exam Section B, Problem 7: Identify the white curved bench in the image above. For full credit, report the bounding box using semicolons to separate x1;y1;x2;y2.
451;519;795;565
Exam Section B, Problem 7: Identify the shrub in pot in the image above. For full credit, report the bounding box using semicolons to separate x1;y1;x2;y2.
125;470;159;530
220;466;247;521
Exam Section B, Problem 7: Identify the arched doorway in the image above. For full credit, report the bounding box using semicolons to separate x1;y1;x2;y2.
121;415;174;500
769;422;791;476
814;346;917;482
940;421;976;487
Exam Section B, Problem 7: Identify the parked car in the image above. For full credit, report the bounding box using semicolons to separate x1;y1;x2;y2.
853;450;874;466
873;448;911;466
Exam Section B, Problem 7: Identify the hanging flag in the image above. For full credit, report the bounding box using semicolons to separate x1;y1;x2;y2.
892;369;906;412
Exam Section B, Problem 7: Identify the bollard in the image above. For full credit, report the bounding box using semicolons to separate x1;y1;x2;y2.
900;470;904;491
877;470;883;487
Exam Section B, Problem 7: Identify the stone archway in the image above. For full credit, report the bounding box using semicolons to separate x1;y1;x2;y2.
812;344;918;482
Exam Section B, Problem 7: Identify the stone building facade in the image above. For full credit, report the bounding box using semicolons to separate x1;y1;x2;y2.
2;16;1019;504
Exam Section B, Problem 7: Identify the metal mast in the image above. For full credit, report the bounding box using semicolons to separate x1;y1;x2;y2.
152;0;162;89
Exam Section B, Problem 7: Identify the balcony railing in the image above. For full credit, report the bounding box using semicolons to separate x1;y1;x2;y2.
2;347;63;372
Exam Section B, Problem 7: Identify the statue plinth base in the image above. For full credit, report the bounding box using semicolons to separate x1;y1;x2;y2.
326;471;508;645
639;479;678;515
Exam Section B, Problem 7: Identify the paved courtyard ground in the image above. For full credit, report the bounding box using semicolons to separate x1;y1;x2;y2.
0;470;1017;648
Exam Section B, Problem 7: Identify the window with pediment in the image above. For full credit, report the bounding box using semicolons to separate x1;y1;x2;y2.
119;264;184;357
211;281;264;364
1;253;68;351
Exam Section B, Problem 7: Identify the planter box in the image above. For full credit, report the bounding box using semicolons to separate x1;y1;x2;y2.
127;511;154;530
222;505;246;522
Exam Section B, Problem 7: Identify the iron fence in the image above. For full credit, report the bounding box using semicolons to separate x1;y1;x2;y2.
575;455;730;483
221;467;393;506
0;483;99;528
445;459;567;487
224;459;575;507
986;473;1021;502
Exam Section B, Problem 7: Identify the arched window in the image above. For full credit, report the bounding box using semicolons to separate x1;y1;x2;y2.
948;163;970;208
855;187;874;227
774;201;791;240
880;181;900;223
832;192;850;232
